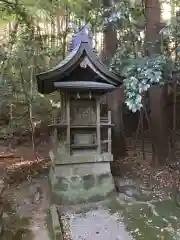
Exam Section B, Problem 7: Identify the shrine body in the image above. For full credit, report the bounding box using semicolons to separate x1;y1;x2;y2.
36;25;122;204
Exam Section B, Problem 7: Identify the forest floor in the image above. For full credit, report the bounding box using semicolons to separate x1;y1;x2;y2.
0;138;180;240
0;139;51;183
111;135;180;201
0;136;179;196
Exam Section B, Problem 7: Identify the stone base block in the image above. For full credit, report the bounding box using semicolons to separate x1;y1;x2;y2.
50;150;113;165
49;162;115;205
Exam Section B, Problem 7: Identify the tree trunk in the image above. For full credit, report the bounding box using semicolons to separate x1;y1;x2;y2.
145;0;161;55
111;105;127;160
107;87;127;163
145;0;169;165
149;86;169;165
101;0;126;169
101;0;117;65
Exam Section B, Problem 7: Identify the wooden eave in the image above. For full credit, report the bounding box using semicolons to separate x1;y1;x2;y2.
36;41;122;94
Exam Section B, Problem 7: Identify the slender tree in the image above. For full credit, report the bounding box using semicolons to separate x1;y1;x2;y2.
101;0;127;169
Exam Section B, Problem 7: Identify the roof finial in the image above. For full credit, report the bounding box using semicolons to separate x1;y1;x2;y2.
69;23;93;50
69;23;79;33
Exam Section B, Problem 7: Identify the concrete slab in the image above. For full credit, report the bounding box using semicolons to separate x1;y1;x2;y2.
58;199;133;240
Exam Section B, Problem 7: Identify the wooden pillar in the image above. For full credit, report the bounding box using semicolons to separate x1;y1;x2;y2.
96;98;101;155
108;111;112;154
52;128;58;145
66;94;71;154
51;115;58;146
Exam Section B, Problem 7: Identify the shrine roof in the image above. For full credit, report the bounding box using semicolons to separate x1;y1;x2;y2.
36;35;122;94
54;81;116;92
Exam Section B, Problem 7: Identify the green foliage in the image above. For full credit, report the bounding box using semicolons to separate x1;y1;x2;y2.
108;0;170;112
0;10;62;139
109;2;180;112
111;51;170;112
1;0;180;133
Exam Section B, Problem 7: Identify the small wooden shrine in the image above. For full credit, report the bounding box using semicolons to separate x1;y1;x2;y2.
36;25;122;204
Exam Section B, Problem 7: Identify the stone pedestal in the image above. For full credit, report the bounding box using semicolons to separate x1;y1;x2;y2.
49;150;115;205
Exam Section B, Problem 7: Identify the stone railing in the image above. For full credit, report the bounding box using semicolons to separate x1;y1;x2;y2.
48;205;63;240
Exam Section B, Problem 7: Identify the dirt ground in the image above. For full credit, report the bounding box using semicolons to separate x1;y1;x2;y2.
0;137;180;240
1;175;50;240
0;136;179;196
0;139;51;184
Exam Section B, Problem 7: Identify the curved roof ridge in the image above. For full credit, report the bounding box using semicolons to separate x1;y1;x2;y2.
82;42;121;84
36;41;122;94
37;43;81;77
